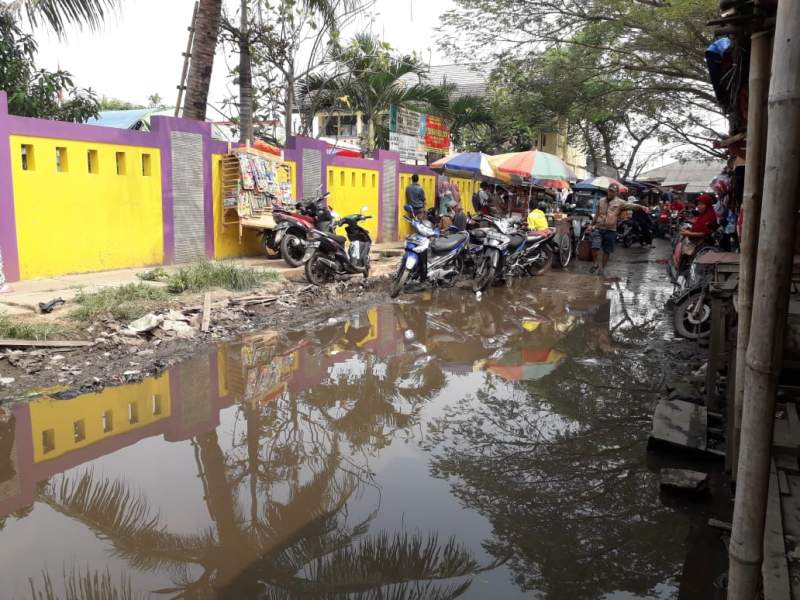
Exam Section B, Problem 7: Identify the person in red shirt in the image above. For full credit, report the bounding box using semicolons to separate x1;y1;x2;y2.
682;194;718;240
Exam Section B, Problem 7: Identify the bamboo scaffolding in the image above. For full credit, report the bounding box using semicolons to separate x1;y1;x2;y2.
728;1;800;597
732;30;772;480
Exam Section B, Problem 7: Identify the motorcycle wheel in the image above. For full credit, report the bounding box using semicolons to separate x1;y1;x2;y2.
527;246;554;276
555;235;572;268
390;266;410;299
622;232;632;248
263;234;282;260
280;234;306;268
304;253;332;286
673;292;712;340
473;256;497;292
363;255;371;280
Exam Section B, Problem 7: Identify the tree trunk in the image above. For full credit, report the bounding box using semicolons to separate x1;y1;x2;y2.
285;66;295;141
238;0;254;144
728;1;800;597
183;0;223;120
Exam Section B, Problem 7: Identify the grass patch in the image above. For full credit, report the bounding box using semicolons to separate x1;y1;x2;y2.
166;261;278;293
0;314;70;340
70;284;169;323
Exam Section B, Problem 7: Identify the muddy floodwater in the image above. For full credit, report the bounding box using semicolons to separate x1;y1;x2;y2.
0;255;727;599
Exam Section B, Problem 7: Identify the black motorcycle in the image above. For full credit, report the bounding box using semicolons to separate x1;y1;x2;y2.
303;214;372;285
618;211;654;248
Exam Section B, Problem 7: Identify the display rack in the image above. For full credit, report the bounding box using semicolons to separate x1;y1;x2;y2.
221;146;293;242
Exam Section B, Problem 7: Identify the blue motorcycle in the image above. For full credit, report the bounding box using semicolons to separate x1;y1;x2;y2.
471;216;528;292
389;213;469;298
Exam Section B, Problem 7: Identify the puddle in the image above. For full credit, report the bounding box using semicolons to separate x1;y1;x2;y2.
0;265;721;599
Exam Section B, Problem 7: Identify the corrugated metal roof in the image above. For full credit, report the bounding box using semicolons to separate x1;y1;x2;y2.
400;64;488;98
86;109;156;129
638;159;726;194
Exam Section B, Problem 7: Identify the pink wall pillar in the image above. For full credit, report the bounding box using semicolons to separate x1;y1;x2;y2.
0;91;20;282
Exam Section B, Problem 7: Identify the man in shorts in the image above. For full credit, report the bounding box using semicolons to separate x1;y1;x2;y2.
588;183;647;276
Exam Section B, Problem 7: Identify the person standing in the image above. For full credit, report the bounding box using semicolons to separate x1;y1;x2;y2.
588;183;647;276
405;174;426;220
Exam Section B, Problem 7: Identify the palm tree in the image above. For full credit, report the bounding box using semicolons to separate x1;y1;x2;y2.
448;94;494;150
300;33;452;152
183;0;222;120
2;0;118;36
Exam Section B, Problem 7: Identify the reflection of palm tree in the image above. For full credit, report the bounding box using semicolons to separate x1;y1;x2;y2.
39;424;484;598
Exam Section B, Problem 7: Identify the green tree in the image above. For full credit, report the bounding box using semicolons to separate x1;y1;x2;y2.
447;94;494;151
98;96;143;110
0;13;98;121
300;34;451;152
183;0;223;120
439;0;724;164
1;0;118;36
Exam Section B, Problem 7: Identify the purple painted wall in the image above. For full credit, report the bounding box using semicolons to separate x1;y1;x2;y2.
0;92;20;282
0;89;443;282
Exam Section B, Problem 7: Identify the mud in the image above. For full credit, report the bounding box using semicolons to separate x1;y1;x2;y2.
0;275;394;404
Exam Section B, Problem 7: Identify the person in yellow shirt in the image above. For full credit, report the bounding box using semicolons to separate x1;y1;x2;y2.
527;199;549;231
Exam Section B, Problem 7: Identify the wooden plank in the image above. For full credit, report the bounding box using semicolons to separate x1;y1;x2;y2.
763;460;791;600
776;454;800;473
201;292;211;333
0;339;93;348
708;518;732;531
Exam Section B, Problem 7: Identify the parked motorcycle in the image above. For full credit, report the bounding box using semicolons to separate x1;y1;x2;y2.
273;191;334;267
617;212;654;248
390;217;470;298
667;260;712;340
303;213;372;285
471;216;527;293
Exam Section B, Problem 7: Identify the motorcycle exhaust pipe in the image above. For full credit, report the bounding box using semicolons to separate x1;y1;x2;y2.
318;257;338;270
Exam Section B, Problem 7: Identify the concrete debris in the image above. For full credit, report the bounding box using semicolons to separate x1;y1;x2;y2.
162;319;196;339
124;313;163;336
660;468;709;492
0;377;15;386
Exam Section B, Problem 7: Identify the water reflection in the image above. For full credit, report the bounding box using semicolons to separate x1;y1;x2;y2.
0;271;695;599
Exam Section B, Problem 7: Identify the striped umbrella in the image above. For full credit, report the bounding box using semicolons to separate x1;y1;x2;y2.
430;152;496;179
489;150;576;182
575;176;629;195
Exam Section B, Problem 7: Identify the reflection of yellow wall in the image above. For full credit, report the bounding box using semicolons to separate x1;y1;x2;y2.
397;173;436;239
11;135;164;279
29;375;172;463
326;166;379;240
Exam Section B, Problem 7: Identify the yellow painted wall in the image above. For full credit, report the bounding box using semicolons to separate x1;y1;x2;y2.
29;375;172;463
10;135;164;279
397;173;436;239
283;160;297;200
449;177;479;213
326;166;380;240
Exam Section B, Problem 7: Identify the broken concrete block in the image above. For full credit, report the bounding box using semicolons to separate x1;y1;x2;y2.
124;313;163;336
660;468;709;492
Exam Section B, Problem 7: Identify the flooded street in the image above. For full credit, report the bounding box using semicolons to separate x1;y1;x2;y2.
0;248;724;599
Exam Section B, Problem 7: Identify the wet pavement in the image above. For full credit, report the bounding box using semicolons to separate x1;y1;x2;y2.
0;244;727;599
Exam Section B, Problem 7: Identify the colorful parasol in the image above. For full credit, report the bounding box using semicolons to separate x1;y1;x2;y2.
574;176;629;195
479;348;566;381
533;178;571;190
430;152;496;179
488;150;577;182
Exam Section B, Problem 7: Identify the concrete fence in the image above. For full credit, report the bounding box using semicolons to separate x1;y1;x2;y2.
0;90;472;283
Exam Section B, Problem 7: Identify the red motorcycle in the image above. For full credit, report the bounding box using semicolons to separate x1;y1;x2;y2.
272;192;334;267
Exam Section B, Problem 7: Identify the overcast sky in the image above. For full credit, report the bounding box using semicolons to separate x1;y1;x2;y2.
34;0;456;108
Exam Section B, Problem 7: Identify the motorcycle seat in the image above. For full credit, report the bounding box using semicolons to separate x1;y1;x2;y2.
526;228;554;242
431;232;468;253
321;232;347;245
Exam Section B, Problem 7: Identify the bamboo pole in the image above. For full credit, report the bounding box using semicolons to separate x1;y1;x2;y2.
732;30;772;480
728;1;800;597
